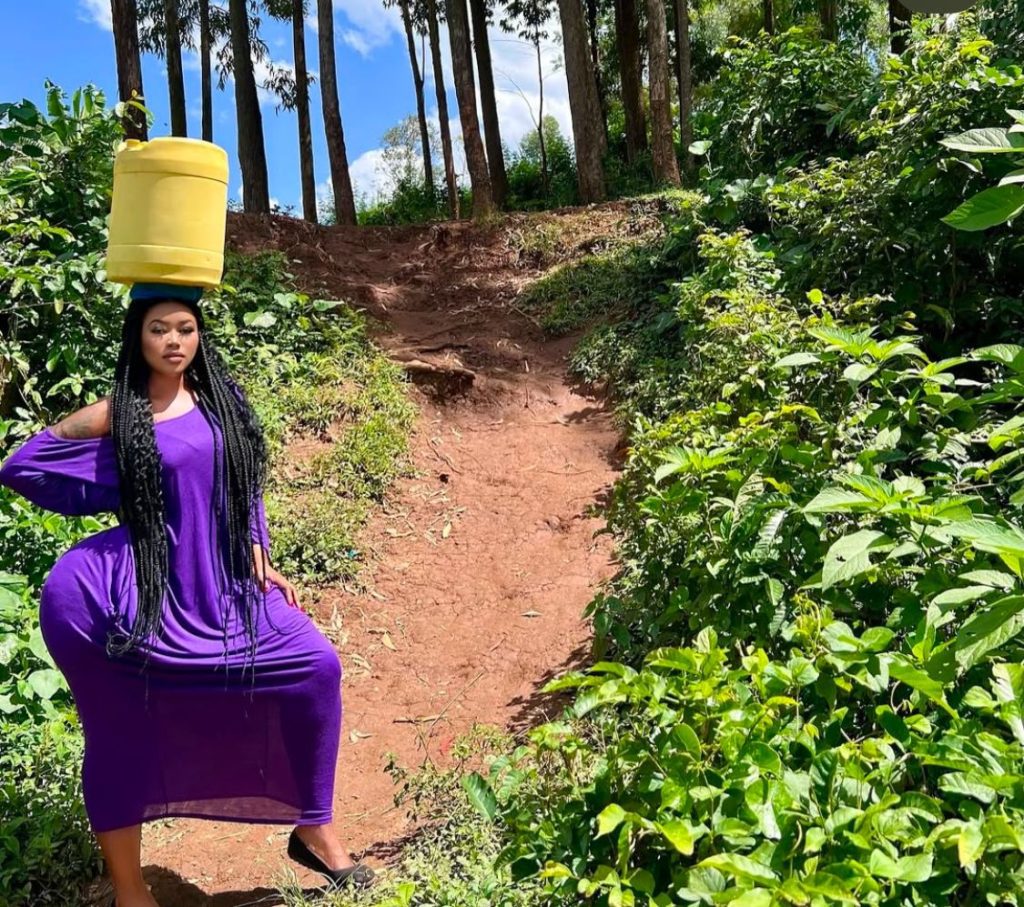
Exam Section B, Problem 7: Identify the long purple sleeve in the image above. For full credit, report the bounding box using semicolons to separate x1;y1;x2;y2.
251;492;270;549
0;428;121;516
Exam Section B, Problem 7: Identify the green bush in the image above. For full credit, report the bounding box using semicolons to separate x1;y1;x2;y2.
474;290;1024;904
692;27;875;180
763;24;1024;341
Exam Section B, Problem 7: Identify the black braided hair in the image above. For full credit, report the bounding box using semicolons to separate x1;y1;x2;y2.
105;296;271;693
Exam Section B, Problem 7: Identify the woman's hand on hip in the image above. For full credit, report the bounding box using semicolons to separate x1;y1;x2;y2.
252;546;302;609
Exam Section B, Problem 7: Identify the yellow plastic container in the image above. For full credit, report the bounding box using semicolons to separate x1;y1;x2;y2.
106;137;229;288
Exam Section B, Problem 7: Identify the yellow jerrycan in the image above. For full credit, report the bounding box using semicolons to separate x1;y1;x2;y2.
106;137;229;288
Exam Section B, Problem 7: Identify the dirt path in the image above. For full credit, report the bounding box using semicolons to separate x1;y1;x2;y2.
116;205;636;906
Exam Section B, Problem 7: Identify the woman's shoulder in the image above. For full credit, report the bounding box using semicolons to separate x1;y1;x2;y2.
50;396;112;441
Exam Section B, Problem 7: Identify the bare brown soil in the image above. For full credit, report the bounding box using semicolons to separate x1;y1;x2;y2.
92;202;652;906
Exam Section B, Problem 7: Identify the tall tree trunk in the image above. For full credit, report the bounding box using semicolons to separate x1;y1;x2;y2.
445;0;494;218
673;0;693;175
292;0;316;222
818;0;838;40
399;0;434;192
199;0;213;141
111;0;148;140
469;0;508;208
889;0;912;54
228;0;270;213
316;0;357;224
557;0;606;202
425;0;459;218
763;0;774;34
535;35;549;195
585;0;608;139
163;0;187;135
645;0;680;187
614;0;646;163
610;0;643;161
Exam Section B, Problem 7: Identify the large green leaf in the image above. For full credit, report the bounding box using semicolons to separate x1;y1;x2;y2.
822;530;892;589
939;127;1024;153
947;518;1024;557
26;668;63;700
889;657;957;717
657;819;695;855
697;854;778;886
954;595;1024;672
461;772;497;821
942;185;1024;232
596;803;628;837
867;850;933;883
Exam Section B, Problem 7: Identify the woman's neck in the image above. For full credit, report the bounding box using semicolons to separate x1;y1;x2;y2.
148;374;190;405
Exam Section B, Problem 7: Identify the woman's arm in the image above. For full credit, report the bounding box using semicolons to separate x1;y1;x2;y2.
0;398;121;516
50;397;112;440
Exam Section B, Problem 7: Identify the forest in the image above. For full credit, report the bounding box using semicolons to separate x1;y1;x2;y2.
3;0;1024;905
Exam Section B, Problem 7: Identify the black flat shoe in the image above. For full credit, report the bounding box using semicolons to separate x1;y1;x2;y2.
287;829;376;889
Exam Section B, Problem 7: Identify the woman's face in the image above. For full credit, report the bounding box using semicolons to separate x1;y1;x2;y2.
141;301;199;377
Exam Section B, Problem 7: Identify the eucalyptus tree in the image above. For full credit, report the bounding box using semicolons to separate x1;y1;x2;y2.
385;0;434;193
265;0;317;222
111;0;148;139
646;0;680;186
445;0;494;217
673;0;693;175
556;0;606;201
469;0;508;207
613;0;646;162
316;0;358;224
228;0;271;212
424;0;460;217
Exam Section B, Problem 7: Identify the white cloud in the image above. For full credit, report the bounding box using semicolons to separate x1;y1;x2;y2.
79;0;112;30
332;0;403;56
340;29;374;57
349;147;395;202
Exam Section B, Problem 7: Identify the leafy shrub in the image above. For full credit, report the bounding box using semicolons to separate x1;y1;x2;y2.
940;113;1024;232
764;23;1024;341
0;83;128;422
472;312;1024;905
505;115;579;212
468;23;1024;902
281;727;544;907
0;715;99;906
356;175;450;227
692;27;875;180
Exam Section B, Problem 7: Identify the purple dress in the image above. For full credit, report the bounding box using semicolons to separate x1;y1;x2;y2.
0;402;343;833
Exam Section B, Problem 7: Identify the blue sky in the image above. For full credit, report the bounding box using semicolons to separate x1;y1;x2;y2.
0;0;572;214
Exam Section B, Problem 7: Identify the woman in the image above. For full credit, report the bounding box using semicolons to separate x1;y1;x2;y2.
0;283;375;906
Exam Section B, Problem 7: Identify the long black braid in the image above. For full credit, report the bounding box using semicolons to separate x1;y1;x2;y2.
105;297;272;698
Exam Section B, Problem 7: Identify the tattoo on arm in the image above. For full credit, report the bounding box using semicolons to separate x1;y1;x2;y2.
52;401;109;440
